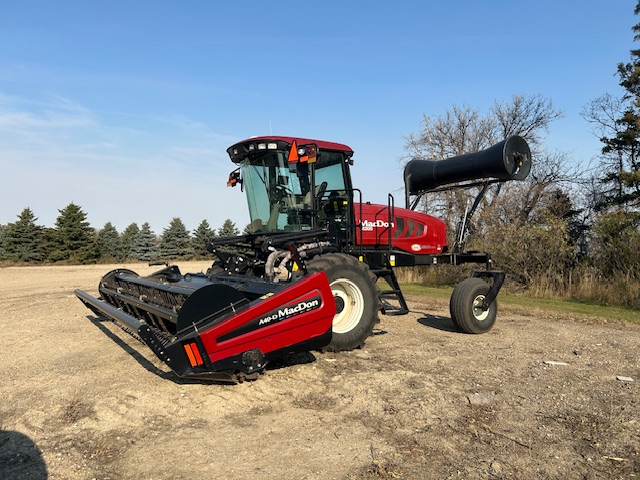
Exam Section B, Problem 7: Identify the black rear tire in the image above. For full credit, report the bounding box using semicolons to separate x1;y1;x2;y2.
449;277;497;334
305;253;380;352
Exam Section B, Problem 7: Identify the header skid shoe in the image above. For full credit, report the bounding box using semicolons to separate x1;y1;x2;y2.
76;269;336;383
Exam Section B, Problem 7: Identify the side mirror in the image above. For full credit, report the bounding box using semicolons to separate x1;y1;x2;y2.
227;168;242;188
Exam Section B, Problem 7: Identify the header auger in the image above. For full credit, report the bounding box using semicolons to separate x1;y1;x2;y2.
76;135;531;382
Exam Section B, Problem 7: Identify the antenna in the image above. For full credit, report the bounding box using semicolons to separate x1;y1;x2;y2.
269;121;272;135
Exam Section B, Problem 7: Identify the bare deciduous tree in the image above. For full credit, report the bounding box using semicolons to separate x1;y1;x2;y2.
402;94;588;284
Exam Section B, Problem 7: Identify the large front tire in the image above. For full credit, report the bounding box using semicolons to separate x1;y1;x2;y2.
306;253;380;352
449;277;497;334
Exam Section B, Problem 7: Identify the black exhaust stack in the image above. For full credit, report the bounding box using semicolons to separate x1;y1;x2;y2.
404;136;531;199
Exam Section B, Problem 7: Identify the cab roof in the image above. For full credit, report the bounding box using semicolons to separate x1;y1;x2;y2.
227;136;354;163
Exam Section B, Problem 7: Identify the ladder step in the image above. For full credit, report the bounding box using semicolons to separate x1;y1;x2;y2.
380;297;409;315
380;290;402;297
373;263;409;316
372;268;393;276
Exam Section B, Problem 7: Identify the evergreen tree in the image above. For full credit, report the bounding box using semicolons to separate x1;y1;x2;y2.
120;223;140;260
2;208;44;262
217;218;240;237
96;222;122;261
48;203;97;263
0;224;6;259
160;217;194;259
40;227;58;262
583;2;640;211
130;222;159;261
192;219;216;259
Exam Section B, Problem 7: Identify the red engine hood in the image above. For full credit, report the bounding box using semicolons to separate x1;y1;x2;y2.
355;203;447;254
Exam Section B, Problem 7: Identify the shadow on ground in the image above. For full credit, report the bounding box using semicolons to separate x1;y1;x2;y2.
416;312;459;332
0;430;47;480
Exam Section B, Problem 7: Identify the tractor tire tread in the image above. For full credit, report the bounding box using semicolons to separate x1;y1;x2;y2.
449;277;497;334
305;253;380;352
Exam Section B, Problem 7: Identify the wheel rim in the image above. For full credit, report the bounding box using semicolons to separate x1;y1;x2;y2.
472;294;490;321
330;277;365;334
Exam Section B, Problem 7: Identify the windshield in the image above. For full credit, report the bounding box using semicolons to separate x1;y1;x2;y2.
241;150;346;232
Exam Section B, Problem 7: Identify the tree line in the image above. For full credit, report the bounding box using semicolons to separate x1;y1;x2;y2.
0;203;240;264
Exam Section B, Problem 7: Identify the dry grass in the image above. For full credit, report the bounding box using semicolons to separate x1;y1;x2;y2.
396;264;640;311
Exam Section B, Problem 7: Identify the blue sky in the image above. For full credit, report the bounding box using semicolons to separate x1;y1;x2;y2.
0;1;636;233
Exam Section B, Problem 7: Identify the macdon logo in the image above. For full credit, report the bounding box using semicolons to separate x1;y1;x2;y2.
362;219;394;231
258;298;321;326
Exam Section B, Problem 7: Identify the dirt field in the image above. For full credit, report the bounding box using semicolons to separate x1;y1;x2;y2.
0;262;638;479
